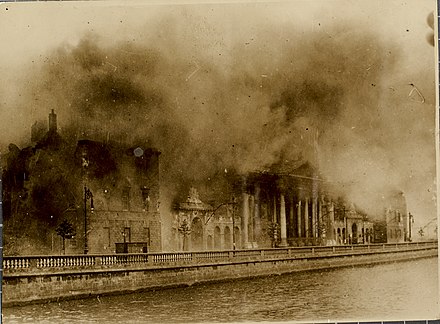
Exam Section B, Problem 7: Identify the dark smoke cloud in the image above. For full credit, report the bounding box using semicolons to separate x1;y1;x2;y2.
6;14;436;237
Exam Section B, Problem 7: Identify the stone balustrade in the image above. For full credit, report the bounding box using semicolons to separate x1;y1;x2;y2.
3;241;436;272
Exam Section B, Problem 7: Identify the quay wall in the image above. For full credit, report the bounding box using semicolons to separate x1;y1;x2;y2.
3;242;438;306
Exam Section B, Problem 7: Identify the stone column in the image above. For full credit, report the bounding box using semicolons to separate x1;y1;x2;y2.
304;198;309;238
273;194;277;223
312;198;317;238
279;193;288;247
318;198;322;239
254;184;261;247
242;192;250;248
203;220;208;251
329;200;335;241
297;200;302;237
249;194;255;244
290;195;295;238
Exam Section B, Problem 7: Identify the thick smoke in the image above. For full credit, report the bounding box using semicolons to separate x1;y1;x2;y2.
5;14;436;241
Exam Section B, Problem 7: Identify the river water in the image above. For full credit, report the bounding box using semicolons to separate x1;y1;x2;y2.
3;257;439;323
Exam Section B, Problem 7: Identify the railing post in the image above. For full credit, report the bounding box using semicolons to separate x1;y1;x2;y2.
29;258;38;269
229;251;234;259
95;256;102;266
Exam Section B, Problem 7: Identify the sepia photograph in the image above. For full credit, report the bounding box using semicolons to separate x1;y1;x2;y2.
1;0;438;322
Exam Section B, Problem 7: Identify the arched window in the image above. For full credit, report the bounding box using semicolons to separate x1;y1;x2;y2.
191;217;203;251
224;226;232;249
214;226;221;250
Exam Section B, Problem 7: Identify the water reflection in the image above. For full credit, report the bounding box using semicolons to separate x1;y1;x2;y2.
3;258;438;323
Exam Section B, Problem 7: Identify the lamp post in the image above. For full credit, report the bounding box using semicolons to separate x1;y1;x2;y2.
231;196;237;250
408;212;414;242
84;186;94;254
122;230;128;253
345;207;348;244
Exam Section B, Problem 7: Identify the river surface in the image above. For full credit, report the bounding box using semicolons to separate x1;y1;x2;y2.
3;257;439;323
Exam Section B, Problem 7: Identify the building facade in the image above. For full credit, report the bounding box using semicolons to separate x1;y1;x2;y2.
75;140;162;254
171;163;408;250
3;110;162;255
172;188;240;251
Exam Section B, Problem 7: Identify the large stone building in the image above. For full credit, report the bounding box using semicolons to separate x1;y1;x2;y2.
3;110;162;255
4;111;412;255
171;162;410;251
75;140;162;254
233;162;335;248
172;162;337;250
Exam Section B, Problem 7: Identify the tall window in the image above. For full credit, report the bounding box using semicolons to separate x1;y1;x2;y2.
141;186;150;211
124;227;131;242
122;187;130;210
144;227;150;245
103;227;111;250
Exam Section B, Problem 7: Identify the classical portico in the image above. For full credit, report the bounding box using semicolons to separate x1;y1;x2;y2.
238;162;337;248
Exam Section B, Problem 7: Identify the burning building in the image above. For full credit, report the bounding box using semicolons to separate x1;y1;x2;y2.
172;187;231;251
172;161;337;250
170;161;410;250
3;110;162;255
3;110;412;255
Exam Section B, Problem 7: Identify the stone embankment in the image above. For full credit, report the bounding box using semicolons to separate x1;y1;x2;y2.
3;241;438;306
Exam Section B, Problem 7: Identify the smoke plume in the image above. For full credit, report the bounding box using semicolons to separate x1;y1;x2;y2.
3;12;436;242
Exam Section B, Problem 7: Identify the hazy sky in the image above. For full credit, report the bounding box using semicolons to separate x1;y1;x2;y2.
0;0;437;234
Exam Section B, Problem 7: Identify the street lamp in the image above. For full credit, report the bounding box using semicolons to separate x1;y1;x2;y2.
408;212;414;242
231;196;237;250
84;186;94;254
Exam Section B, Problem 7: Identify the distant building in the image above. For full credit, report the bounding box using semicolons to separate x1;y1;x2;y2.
333;201;373;245
372;190;407;243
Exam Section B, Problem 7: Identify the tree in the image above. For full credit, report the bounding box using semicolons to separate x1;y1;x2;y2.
178;219;192;251
56;219;76;254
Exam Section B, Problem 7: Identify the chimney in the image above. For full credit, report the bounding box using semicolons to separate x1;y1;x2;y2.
49;109;57;133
